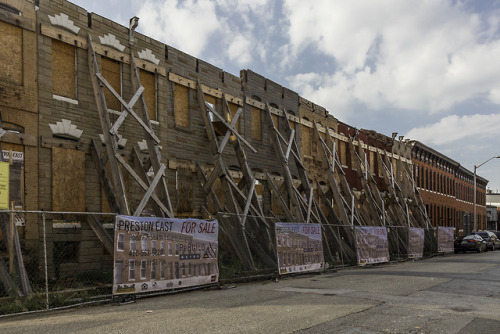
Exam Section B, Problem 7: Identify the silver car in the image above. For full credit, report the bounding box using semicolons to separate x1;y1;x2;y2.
476;231;500;250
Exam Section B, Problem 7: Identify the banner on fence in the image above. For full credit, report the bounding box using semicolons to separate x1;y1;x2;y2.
438;226;454;253
275;223;324;275
408;228;425;259
113;215;219;295
355;226;390;265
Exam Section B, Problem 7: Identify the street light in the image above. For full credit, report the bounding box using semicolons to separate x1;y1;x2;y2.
473;155;500;232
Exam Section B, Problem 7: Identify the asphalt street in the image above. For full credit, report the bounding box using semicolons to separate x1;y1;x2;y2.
1;251;500;333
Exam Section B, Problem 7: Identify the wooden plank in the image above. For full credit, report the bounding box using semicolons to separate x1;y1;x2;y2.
96;73;159;142
169;72;236;101
203;160;223;193
130;51;173;217
206;101;257;154
133;163;166;216
41;24;87;48
1;132;37;147
91;139;120;213
114;153;172;217
132;147;163;217
245;96;265;109
265;105;304;222
217;107;242;154
306;187;313;224
87;215;114;255
232;139;264;217
0;9;35;31
284;129;295;162
108;85;144;135
266;174;295;222
88;35;129;215
196;79;220;154
225;177;265;223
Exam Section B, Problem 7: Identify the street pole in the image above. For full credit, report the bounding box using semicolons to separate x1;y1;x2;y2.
473;156;500;232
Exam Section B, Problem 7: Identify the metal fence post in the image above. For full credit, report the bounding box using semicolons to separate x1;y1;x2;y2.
42;212;49;311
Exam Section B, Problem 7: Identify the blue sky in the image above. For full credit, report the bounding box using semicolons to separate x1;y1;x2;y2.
71;0;500;191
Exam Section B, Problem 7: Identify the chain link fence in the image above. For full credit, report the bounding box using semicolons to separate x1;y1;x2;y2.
0;210;116;316
0;210;440;316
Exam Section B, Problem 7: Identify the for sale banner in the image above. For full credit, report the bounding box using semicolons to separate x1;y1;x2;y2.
355;226;390;265
408;228;425;259
438;226;454;253
113;215;218;295
275;223;324;275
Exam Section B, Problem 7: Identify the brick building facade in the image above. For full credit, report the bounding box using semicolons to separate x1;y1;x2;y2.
0;0;488;277
410;141;488;236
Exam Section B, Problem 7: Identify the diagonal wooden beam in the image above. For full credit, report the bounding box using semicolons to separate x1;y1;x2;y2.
205;101;257;154
133;163;167;216
203;158;223;193
240;178;256;227
217;107;243;154
88;35;129;215
96;73;160;143
91;139;120;214
196;79;220;154
115;153;172;217
266;173;295;221
130;53;173;217
284;129;295;163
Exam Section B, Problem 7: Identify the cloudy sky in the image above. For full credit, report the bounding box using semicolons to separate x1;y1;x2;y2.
71;0;500;191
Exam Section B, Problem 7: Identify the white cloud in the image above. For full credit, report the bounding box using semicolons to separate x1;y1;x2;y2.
283;0;500;115
137;0;221;57
405;113;500;145
227;35;252;66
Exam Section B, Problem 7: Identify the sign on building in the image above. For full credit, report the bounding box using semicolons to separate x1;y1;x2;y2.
408;227;425;259
437;226;454;253
0;161;9;209
1;150;24;208
275;223;324;275
354;226;390;265
113;216;219;295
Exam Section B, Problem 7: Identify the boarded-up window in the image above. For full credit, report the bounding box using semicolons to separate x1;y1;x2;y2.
52;39;76;99
228;103;240;132
52;147;85;212
0;21;22;85
174;84;189;127
205;95;216;106
139;69;156;121
176;167;193;212
340;141;347;166
271;114;278;129
251;107;262;141
101;57;121;111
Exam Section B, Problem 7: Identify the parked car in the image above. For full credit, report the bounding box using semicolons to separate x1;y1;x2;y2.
475;231;500;250
490;231;500;242
454;234;487;253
